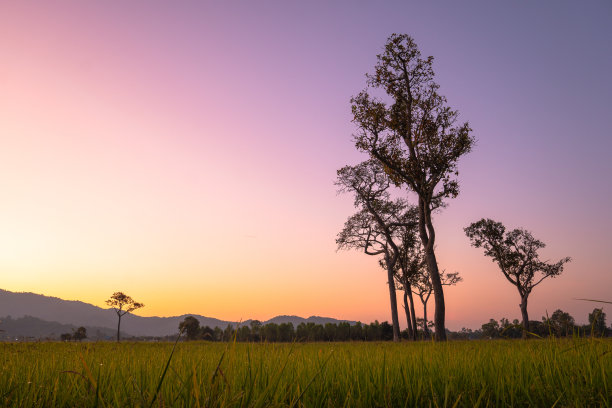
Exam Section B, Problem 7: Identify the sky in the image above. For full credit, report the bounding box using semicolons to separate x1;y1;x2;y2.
1;1;611;330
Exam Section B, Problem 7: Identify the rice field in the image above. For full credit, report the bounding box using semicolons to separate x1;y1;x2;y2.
1;338;610;407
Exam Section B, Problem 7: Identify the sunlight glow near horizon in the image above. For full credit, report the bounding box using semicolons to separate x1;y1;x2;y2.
1;1;611;329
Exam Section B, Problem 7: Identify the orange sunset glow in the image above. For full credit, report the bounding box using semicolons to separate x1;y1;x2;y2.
1;1;610;330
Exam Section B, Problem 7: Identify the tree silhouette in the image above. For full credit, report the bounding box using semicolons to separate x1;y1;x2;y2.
106;292;144;342
179;316;201;340
351;34;475;340
411;268;462;338
588;308;607;336
336;160;417;341
394;230;423;341
543;309;575;337
72;326;87;342
465;218;570;338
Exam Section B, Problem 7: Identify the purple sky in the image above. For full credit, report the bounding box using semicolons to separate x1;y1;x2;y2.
1;1;610;328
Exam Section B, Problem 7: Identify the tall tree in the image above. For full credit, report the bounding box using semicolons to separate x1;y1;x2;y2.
351;34;474;340
336;160;417;341
465;218;570;338
106;292;144;342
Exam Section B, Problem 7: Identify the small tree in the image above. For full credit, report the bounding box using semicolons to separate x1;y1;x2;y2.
394;226;422;341
588;308;607;337
106;292;144;342
481;319;500;339
411;269;461;337
465;219;570;338
544;309;575;337
72;326;87;342
179;316;201;340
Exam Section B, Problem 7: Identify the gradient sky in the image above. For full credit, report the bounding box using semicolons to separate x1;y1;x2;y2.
1;1;611;330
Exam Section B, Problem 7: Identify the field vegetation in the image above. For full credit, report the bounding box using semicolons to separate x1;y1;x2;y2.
1;338;610;407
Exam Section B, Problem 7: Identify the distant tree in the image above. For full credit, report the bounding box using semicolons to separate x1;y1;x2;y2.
72;326;87;342
249;320;262;342
336;160;418;342
543;309;575;337
262;323;278;342
237;325;252;342
179;316;201;340
105;292;144;342
465;219;571;338
351;34;475;340
498;318;522;339
412;269;462;337
277;323;295;342
588;308;607;336
212;326;223;341
481;319;500;339
351;322;364;341
60;332;72;342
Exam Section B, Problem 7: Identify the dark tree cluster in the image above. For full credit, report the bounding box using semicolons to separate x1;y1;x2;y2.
177;316;439;342
60;326;87;342
479;308;609;339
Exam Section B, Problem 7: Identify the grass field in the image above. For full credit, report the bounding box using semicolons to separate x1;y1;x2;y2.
1;338;610;407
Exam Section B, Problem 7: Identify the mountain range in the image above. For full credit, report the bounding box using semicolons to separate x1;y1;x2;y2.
0;289;355;339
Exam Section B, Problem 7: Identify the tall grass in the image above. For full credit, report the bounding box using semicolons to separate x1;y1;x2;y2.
1;338;610;407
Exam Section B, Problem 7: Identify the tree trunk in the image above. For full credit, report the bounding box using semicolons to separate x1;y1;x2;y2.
418;200;446;341
422;302;429;338
403;288;413;340
407;290;418;340
117;314;122;342
520;295;530;339
386;264;401;342
425;249;446;341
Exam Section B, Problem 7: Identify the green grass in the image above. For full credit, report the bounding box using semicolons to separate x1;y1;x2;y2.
1;338;610;407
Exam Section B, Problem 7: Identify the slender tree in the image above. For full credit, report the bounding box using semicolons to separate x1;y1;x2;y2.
336;160;417;341
393;225;421;340
106;292;144;342
465;218;570;338
411;269;461;338
351;34;474;340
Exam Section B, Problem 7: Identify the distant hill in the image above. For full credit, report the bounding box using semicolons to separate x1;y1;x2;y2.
261;315;356;326
0;289;355;338
0;315;119;340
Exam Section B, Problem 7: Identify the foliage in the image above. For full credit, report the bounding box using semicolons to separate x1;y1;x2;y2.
178;316;201;340
589;308;607;337
543;309;575;337
465;218;571;336
71;327;87;342
105;292;144;315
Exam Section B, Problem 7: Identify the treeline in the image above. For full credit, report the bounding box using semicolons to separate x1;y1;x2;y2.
177;308;610;343
179;317;401;342
479;308;609;339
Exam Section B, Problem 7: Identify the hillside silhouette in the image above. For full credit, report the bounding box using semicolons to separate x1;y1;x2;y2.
0;289;354;338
